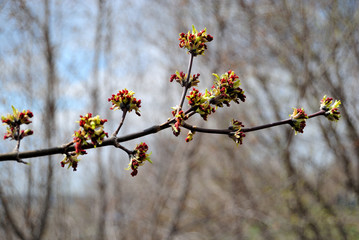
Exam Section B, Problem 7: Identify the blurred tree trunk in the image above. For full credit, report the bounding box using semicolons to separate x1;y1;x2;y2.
36;0;56;239
0;0;57;239
91;1;108;240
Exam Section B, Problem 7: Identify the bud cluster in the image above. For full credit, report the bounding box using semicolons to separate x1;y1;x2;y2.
179;25;213;56
185;70;245;122
187;88;215;120
108;89;141;116
126;142;152;177
61;113;108;171
74;113;108;153
1;106;34;140
229;119;246;145
170;71;246;140
290;108;308;135
170;71;200;87
171;107;188;136
320;95;341;121
211;70;246;107
61;152;80;171
185;130;195;142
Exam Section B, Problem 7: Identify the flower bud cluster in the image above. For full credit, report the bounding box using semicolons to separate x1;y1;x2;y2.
1;106;34;140
170;71;200;87
108;89;141;116
75;113;108;149
170;71;186;85
171;107;188;136
179;25;213;56
211;70;246;107
187;88;215;120
61;152;80;171
185;130;195;142
320;95;341;121
126;142;152;177
185;71;245;121
290;108;308;134
229;119;245;145
61;113;108;171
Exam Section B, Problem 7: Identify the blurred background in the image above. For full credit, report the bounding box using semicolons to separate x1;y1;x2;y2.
0;0;359;239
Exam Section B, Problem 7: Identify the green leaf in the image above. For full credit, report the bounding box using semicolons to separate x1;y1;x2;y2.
212;73;220;80
11;105;18;115
192;25;197;34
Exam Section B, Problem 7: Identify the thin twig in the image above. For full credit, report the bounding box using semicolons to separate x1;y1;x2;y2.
178;53;195;109
114;141;133;155
182;110;326;134
11;126;28;164
13;126;21;152
61;141;74;150
112;110;127;137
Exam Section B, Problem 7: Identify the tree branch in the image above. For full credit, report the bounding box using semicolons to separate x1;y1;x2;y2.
0;110;327;162
178;53;195;109
182;110;326;134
